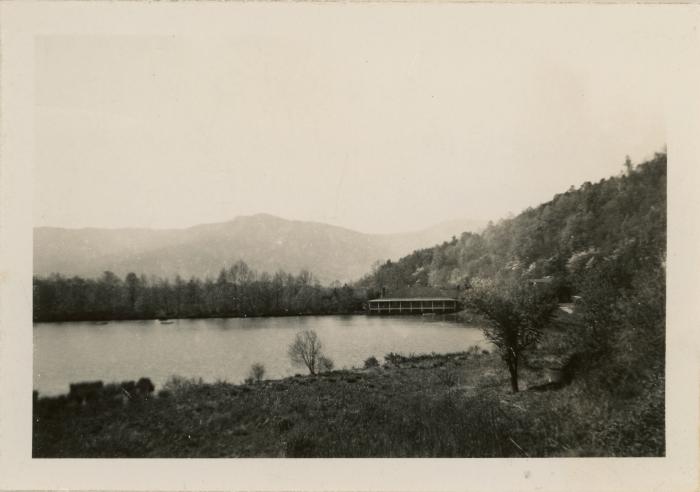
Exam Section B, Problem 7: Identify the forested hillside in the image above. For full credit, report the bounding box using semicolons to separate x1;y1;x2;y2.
359;152;666;302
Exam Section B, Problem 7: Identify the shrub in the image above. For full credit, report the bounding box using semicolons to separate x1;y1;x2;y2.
162;375;202;395
136;377;155;397
384;352;405;366
318;355;334;373
247;362;266;384
364;356;380;369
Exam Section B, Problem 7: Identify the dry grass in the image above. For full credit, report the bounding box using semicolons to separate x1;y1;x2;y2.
33;345;663;458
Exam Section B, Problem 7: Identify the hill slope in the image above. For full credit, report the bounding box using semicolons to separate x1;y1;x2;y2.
359;153;666;298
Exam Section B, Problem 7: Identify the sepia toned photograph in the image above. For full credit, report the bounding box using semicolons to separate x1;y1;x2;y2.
2;3;699;490
27;7;670;460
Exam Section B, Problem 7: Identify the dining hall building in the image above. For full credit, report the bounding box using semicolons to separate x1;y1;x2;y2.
366;297;459;315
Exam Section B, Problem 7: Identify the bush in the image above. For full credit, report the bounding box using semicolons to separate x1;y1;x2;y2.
162;375;202;395
364;356;380;369
247;362;266;384
136;377;155;397
384;352;405;366
318;356;334;373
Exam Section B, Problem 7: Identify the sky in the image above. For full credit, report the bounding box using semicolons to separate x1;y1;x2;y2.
34;6;668;234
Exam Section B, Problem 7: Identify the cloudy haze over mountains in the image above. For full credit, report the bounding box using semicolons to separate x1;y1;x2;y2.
34;214;485;284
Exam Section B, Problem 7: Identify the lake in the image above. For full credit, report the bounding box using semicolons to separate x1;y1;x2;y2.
33;315;489;397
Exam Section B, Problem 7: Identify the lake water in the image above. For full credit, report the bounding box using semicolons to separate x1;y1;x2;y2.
33;315;489;397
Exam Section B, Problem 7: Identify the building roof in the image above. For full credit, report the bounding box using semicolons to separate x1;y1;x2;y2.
368;297;457;302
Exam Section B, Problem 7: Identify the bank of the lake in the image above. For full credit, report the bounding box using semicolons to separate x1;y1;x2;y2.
33;348;663;457
34;315;487;397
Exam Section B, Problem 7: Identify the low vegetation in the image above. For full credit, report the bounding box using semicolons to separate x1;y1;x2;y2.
33;337;663;457
245;363;266;385
363;356;380;369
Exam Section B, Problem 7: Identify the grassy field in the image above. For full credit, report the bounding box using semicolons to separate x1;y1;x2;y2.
33;336;663;457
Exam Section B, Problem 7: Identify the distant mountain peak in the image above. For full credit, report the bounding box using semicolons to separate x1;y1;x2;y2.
34;215;485;284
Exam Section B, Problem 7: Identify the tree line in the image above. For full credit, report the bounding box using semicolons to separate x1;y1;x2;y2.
33;261;364;322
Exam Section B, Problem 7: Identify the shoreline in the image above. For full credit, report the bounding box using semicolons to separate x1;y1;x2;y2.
33;310;368;324
33;309;480;325
33;346;663;458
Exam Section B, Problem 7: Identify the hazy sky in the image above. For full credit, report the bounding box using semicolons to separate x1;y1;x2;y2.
34;6;667;234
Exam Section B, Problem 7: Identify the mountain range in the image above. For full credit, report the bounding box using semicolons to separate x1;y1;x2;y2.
34;214;486;284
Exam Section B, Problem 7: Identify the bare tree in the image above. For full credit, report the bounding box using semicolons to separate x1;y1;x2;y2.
466;279;557;392
288;330;323;375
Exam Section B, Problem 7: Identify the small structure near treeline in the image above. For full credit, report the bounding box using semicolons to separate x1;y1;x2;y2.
366;284;462;315
366;297;459;315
